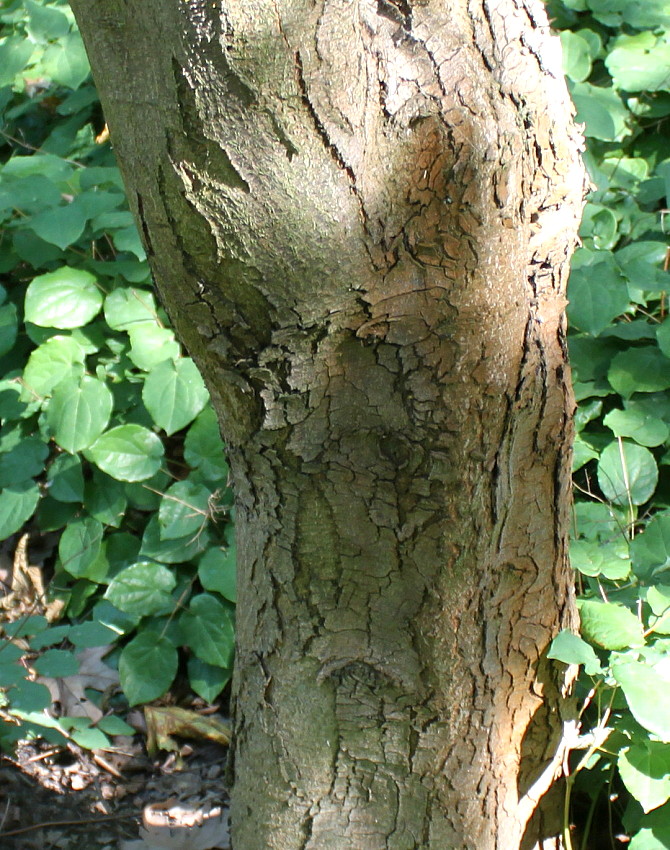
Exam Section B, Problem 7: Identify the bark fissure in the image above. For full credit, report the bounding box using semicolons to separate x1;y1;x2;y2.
70;1;586;847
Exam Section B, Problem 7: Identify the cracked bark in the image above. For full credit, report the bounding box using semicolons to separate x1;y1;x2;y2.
71;1;586;847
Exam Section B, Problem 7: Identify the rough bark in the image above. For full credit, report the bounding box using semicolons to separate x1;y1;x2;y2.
71;1;586;847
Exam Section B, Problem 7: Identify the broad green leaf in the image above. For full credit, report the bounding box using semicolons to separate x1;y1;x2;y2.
31;625;72;650
187;657;232;703
29;202;87;250
47;453;84;503
180;593;234;667
184;408;229;482
41;32;90;90
0;36;33;87
604;407;669;448
37;497;78;532
112;225;145;260
0;480;40;541
570;539;630;581
22;335;86;397
86;424;164;482
32;649;78;679
0;436;48;487
69;725;110;750
58;517;105;580
561;31;592;82
655;319;670;360
578;599;644;650
67;621;118;647
127;323;180;371
25;268;102;329
4;615;48;639
105;562;176;617
572;435;599;472
547;630;602;675
597;440;658;506
104;287;158;331
198;545;236;602
119;632;178;705
8;679;51;713
571;81;630;141
84;471;127;527
24;0;70;43
48;376;113;452
619;742;670;813
567;257;629;335
97;715;136;737
0;302;18;357
143;358;209;435
140;515;209;564
606;33;670;93
613;662;670;742
579;204;618;251
159;480;212;540
631;515;670;582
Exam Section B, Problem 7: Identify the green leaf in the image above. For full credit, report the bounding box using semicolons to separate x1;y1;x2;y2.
84;470;127;527
619;742;670;814
606;33;670;93
597;440;658;506
578;599;645;650
47;453;85;503
58;517;105;580
8;679;52;713
560;30;592;82
119;632;177;706
180;594;234;667
68;621;120;648
579;204;619;251
604;407;669;448
570;539;630;581
143;358;209;435
48;376;113;452
104;287;158;331
567;256;629;335
159;480;212;540
127;323;180;371
0;36;33;87
97;715;136;736
0;480;42;541
112;225;145;260
187;657;231;703
29;203;87;250
41;32;90;90
25;268;102;329
198;544;236;602
69;725;110;750
140;515;209;564
184;408;228;482
24;0;70;43
631;515;670;582
0;436;49;487
613;661;670;742
105;562;176;617
547;630;602;675
22;335;86;397
30;625;72;650
32;649;78;679
4;615;48;639
571;81;630;141
86;424;164;482
0;302;18;358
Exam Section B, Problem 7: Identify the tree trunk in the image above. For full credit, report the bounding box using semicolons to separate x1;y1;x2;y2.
71;1;586;847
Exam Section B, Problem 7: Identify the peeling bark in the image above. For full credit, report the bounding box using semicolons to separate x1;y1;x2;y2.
71;1;586;847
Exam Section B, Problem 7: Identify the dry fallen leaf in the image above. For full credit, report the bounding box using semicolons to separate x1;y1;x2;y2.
38;645;120;722
144;706;230;756
121;805;229;850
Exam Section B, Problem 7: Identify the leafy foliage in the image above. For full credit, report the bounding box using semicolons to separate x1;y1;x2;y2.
547;1;670;845
0;0;234;749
